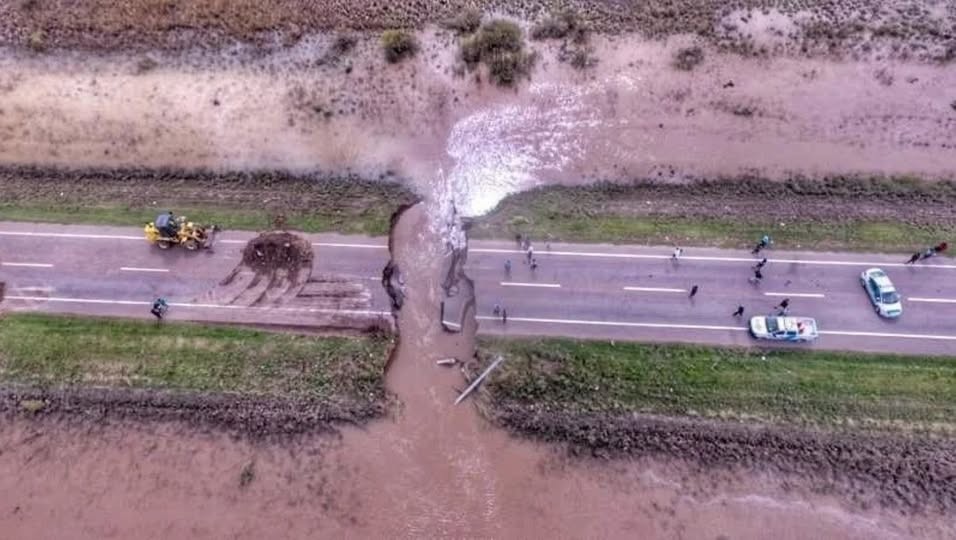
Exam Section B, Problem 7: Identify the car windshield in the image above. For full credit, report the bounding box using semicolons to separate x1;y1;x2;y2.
765;318;779;333
881;291;900;304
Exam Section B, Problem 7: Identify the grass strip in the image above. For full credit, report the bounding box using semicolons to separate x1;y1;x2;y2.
473;181;956;252
0;313;390;404
0;203;396;236
480;337;956;432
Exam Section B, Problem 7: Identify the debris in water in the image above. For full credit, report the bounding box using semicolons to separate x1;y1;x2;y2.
455;356;504;405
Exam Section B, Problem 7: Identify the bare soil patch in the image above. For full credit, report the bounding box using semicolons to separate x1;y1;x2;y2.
241;232;313;273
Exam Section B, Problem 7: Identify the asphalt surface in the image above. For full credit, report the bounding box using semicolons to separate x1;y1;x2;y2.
2;222;955;355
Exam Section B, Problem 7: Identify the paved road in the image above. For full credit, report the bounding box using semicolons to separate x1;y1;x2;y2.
2;222;955;355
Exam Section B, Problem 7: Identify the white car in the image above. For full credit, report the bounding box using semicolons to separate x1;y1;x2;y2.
749;316;819;342
860;268;902;318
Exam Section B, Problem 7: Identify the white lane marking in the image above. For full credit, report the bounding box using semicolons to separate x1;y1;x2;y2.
7;286;55;293
0;231;141;240
819;330;956;341
476;315;743;332
313;242;386;249
120;267;169;273
623;286;686;293
908;297;956;304
470;247;956;270
4;295;390;317
500;281;561;288
474;314;956;342
1;262;53;268
764;292;826;299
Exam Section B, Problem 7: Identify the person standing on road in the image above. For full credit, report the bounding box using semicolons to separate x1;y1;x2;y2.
493;303;501;316
754;258;768;270
775;298;790;315
689;285;699;298
530;258;538;272
732;305;745;317
526;245;534;263
749;268;763;284
501;308;508;324
504;259;512;275
905;252;921;264
672;246;683;260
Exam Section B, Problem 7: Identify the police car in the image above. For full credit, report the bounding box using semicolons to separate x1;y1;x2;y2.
859;268;903;318
749;316;819;342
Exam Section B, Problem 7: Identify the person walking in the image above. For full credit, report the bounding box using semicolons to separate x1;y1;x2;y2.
689;285;699;298
672;246;683;260
492;303;501;316
526;245;534;263
754;258;768;270
504;259;512;275
905;252;921;265
775;298;790;315
934;242;948;254
530;258;538;272
501;308;508;324
732;305;745;317
749;268;763;284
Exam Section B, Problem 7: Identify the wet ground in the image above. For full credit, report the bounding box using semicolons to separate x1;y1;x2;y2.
3;24;956;539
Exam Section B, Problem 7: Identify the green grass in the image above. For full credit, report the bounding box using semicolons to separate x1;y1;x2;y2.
472;182;956;252
481;338;956;432
0;314;391;401
0;203;395;236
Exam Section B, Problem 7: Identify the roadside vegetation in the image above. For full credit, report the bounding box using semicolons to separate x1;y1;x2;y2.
381;29;418;63
480;337;956;433
0;314;390;402
0;167;417;236
473;179;956;252
459;19;536;86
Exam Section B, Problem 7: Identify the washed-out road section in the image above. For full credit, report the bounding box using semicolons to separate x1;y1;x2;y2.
1;222;955;355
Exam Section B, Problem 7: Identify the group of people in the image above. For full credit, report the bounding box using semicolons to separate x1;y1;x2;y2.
905;242;948;265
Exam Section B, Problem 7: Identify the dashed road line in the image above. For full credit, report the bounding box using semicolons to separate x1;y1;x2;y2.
120;267;170;273
764;292;826;298
475;315;743;332
500;281;561;288
623;286;686;293
819;330;956;341
0;231;141;241
908;297;956;304
1;262;53;268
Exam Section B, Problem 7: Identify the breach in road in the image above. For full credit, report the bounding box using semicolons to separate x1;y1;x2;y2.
144;211;217;250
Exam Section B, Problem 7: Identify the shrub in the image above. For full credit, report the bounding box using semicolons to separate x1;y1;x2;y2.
443;7;482;35
673;46;704;70
459;19;535;86
27;29;46;52
531;10;586;43
381;30;418;63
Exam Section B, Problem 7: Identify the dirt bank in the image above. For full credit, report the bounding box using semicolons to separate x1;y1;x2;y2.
0;385;383;436
488;405;956;515
3;0;954;63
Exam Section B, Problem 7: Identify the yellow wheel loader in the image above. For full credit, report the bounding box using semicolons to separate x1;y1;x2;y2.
144;211;218;250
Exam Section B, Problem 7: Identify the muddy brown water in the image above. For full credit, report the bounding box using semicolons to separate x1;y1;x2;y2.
3;33;956;538
2;201;953;538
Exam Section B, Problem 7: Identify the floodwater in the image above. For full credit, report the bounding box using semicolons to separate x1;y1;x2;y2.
3;33;956;538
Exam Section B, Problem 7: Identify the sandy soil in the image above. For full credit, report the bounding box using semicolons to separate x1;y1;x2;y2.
2;33;954;216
